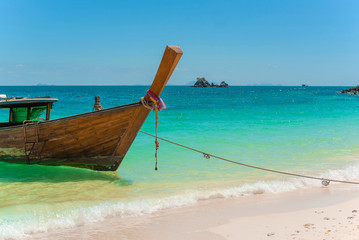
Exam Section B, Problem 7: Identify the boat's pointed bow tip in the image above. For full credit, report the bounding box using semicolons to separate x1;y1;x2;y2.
167;45;183;54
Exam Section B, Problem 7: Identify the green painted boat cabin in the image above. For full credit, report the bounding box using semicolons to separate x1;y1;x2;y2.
0;97;58;126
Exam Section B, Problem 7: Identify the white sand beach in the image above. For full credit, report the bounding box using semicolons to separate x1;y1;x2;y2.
31;182;359;240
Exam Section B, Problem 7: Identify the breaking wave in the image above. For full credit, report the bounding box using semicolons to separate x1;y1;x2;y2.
2;163;359;239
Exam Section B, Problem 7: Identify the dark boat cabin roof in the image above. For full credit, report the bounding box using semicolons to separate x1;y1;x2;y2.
0;97;58;126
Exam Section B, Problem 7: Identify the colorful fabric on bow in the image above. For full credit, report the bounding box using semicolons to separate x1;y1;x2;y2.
147;91;166;110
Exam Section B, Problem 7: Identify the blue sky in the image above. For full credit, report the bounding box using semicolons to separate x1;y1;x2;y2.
0;0;358;86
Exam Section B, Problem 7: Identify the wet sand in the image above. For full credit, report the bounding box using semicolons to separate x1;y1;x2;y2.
31;182;359;240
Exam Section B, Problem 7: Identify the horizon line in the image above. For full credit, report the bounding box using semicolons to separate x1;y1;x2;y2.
0;85;355;87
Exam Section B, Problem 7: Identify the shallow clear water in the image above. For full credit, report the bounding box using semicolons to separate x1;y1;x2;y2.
1;86;359;238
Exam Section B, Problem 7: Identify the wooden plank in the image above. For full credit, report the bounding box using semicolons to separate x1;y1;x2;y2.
46;103;51;120
9;108;13;123
0;101;56;109
38;109;133;158
38;106;136;137
27;107;31;120
146;45;183;99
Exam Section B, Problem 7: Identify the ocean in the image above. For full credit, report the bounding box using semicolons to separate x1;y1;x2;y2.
1;85;359;239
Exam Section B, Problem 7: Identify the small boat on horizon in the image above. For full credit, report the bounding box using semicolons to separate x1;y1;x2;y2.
301;84;308;87
0;45;183;171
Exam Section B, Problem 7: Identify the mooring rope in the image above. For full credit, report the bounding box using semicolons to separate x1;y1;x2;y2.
139;130;359;185
140;91;166;171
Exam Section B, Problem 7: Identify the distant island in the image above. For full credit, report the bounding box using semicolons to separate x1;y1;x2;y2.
341;86;359;95
192;77;229;88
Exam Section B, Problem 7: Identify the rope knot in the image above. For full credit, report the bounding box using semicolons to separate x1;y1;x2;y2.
321;180;330;186
203;153;210;159
155;140;159;149
147;91;166;110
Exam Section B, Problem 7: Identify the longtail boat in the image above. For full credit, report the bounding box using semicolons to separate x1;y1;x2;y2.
0;45;183;171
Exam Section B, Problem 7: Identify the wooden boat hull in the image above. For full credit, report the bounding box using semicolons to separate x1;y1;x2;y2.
0;102;150;171
0;45;183;171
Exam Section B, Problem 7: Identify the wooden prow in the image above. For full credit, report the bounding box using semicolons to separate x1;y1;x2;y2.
146;45;183;99
112;45;182;170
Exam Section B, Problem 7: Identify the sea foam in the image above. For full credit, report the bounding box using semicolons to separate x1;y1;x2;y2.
1;163;359;240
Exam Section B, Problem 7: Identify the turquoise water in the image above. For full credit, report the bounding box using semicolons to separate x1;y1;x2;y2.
1;86;359;238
